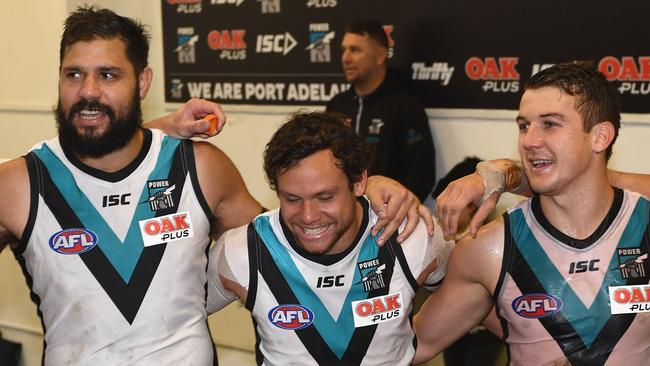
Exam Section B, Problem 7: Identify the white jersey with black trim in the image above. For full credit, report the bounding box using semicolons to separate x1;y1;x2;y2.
207;198;453;365
13;129;215;365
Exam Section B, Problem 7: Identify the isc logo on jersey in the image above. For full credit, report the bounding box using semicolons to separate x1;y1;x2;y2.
139;212;194;247
49;228;98;255
268;304;314;330
512;293;562;319
609;285;650;314
352;292;402;327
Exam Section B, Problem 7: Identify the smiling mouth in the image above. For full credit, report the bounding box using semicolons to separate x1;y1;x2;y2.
530;159;554;170
79;109;104;119
300;225;329;237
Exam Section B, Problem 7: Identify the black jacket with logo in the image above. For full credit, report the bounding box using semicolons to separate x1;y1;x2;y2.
326;69;436;200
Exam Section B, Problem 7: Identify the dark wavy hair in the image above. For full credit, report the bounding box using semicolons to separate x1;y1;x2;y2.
525;62;620;160
60;6;150;75
264;111;373;191
344;20;388;49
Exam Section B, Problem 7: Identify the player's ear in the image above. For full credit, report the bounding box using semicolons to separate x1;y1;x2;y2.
591;121;615;155
138;67;153;100
353;170;368;197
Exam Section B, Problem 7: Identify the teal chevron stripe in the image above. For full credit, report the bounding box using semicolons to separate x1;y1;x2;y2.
33;137;180;282
254;215;377;359
509;208;632;347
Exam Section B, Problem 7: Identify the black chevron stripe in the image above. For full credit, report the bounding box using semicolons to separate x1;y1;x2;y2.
28;139;189;324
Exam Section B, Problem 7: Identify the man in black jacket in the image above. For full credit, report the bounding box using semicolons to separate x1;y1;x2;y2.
326;20;436;201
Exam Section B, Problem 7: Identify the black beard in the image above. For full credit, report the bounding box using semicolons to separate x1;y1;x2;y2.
55;89;142;158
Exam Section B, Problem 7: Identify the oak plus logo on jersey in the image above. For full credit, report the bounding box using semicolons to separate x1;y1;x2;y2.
176;27;198;64
352;292;402;327
166;0;202;14
49;228;98;255
306;23;334;63
599;56;650;95
465;57;520;93
268;304;314;330
256;32;297;55
259;0;281;13
512;293;562;319
139;212;194;247
208;29;247;61
615;247;648;279
411;62;455;85
609;285;650;314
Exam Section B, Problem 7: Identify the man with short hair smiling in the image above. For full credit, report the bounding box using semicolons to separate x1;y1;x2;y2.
207;111;453;365
414;63;650;365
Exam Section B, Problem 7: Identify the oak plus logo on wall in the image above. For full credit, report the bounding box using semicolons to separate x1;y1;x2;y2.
256;32;297;55
600;56;650;95
411;62;455;86
465;57;520;93
306;0;337;8
210;0;244;5
306;23;334;63
166;0;202;14
207;29;247;60
176;27;198;64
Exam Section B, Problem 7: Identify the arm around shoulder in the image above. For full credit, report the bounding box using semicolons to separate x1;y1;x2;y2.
192;142;262;239
608;170;650;198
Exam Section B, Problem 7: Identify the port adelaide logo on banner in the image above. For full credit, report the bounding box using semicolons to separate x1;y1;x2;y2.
259;0;281;13
143;180;176;212
176;27;198;64
166;0;202;14
356;258;387;292
615;247;648;280
170;79;184;99
306;23;334;63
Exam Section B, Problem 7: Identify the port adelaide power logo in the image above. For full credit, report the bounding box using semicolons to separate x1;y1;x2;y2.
615;247;648;280
356;258;386;292
143;180;176;212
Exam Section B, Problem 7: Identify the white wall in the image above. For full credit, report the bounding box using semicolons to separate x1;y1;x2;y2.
1;1;649;365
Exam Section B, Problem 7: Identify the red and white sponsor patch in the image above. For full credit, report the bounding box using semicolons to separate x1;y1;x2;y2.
609;285;650;314
351;292;402;328
139;212;194;247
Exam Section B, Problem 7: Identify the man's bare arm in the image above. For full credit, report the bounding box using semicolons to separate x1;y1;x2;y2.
608;170;650;198
0;158;31;251
365;175;435;245
412;220;503;363
437;159;650;239
146;98;226;139
193;141;263;239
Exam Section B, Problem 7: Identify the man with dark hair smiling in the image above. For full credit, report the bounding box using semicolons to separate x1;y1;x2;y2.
206;111;453;365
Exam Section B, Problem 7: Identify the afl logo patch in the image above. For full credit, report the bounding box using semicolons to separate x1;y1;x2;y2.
268;304;314;330
49;228;98;255
512;293;562;319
